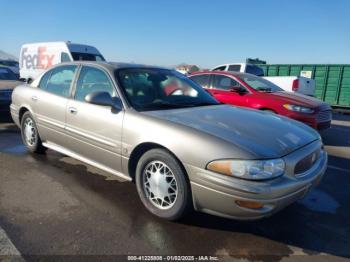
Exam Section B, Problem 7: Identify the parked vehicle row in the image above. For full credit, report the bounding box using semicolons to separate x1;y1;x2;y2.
189;71;332;130
11;61;328;221
211;62;316;96
0;66;22;120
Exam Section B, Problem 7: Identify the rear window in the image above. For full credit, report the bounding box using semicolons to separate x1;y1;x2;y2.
71;52;105;61
245;65;264;76
228;65;241;72
0;61;19;67
0;68;17;80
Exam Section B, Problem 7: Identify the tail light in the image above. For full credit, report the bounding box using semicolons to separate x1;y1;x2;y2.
292;79;299;91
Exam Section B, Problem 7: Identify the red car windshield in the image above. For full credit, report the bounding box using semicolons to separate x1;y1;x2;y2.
241;74;283;92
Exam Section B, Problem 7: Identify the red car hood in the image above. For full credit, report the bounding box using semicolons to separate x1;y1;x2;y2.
267;92;330;109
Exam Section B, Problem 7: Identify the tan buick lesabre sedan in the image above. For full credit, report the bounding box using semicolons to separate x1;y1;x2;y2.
10;62;327;220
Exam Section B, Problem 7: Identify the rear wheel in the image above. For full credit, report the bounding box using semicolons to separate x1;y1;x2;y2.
135;149;192;220
21;112;46;154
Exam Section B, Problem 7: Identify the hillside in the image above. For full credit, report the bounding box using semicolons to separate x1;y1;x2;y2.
0;50;18;61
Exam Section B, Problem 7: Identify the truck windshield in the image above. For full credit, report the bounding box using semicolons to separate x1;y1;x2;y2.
116;68;220;111
241;74;283;92
0;68;17;80
71;52;105;61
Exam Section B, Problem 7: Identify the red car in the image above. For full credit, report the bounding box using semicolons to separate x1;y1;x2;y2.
189;71;332;130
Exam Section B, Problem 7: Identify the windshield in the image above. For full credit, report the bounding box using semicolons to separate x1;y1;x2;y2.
0;67;17;80
240;74;283;92
116;68;220;111
71;52;105;61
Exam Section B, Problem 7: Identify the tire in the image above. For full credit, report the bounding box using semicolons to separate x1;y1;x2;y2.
20;111;47;154
135;148;192;220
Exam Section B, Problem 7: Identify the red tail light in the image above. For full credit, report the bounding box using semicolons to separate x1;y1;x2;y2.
292;79;299;91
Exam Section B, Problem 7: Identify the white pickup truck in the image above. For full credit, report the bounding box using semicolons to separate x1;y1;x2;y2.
211;63;315;96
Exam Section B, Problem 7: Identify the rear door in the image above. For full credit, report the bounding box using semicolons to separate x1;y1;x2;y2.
33;65;78;146
65;65;124;173
209;74;250;107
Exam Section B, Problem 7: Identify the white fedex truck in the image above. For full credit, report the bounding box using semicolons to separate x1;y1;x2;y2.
19;41;105;82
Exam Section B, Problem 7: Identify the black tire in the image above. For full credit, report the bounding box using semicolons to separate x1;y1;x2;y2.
20;111;47;154
135;148;192;220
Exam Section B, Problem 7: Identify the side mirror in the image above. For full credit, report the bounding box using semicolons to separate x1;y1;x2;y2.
230;86;246;94
85;91;122;111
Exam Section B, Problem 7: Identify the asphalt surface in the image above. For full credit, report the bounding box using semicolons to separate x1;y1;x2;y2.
0;114;350;261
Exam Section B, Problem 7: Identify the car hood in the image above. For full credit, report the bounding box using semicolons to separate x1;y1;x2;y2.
144;105;320;159
0;80;22;91
267;91;329;109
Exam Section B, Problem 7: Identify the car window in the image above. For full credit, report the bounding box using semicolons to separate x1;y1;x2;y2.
228;65;241;72
241;74;283;92
116;68;219;111
0;67;17;80
38;70;52;89
245;65;264;76
75;66;115;102
61;52;72;62
45;65;77;97
212;66;226;71
71;52;105;61
0;61;19;67
190;74;210;88
212;75;241;91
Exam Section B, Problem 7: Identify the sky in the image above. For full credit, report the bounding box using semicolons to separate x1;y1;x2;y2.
1;0;350;68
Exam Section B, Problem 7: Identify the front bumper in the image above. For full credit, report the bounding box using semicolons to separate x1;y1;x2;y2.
186;140;327;220
284;110;332;131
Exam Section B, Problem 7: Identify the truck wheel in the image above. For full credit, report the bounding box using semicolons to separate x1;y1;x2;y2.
135;149;192;220
21;112;46;154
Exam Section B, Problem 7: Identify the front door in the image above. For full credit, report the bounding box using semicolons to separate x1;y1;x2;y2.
65;65;124;173
32;65;78;147
209;74;249;107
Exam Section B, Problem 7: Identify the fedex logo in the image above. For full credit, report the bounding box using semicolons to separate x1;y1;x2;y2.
21;47;55;70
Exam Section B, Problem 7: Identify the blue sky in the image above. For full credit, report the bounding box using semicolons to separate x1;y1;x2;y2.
1;0;350;68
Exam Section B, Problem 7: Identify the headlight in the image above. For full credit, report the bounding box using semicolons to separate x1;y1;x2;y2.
283;104;314;114
207;159;285;180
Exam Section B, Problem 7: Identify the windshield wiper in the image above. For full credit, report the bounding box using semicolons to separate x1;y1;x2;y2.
142;101;189;110
257;87;272;92
188;102;219;107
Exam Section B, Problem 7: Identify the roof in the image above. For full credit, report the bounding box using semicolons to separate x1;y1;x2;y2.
189;70;253;78
57;61;169;71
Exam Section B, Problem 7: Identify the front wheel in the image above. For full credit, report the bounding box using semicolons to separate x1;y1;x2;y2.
21;111;46;154
135;149;192;220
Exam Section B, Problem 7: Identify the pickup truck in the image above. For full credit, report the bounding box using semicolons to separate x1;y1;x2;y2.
211;63;315;96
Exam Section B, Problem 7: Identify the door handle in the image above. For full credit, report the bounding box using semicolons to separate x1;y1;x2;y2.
31;96;38;101
69;107;78;114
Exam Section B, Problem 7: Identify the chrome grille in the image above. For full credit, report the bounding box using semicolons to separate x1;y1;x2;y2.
316;110;332;123
295;148;321;176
